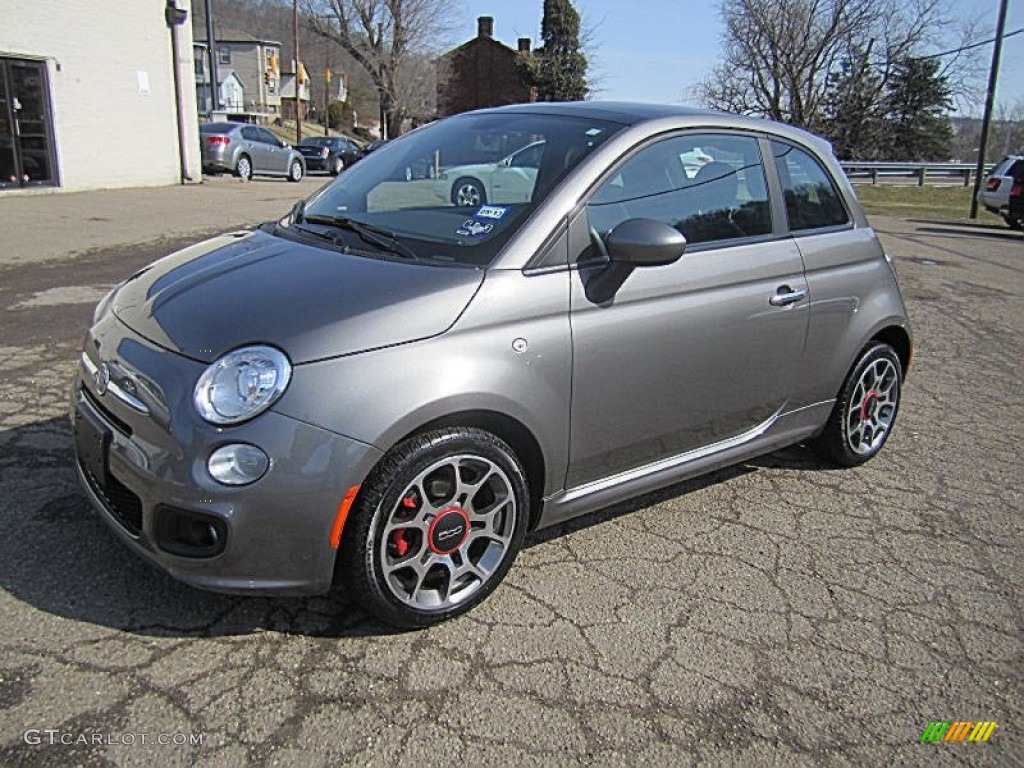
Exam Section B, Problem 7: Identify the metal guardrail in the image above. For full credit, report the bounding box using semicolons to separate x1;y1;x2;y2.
840;161;994;187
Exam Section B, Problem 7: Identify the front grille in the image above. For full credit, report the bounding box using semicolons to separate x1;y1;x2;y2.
81;385;132;436
80;461;143;536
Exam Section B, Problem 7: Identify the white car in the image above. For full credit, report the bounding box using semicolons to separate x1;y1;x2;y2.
977;155;1024;230
435;141;545;206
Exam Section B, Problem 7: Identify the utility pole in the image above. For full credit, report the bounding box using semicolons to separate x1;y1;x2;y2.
205;0;219;114
294;0;302;143
970;0;1008;219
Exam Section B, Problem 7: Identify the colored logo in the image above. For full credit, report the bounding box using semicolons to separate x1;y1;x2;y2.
920;721;997;742
94;362;110;396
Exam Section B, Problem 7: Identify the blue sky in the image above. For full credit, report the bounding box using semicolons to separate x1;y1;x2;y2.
460;0;1024;117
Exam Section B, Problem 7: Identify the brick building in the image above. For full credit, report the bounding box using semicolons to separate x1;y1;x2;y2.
436;16;535;118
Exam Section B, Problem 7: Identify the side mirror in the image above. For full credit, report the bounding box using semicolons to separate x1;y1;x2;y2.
605;218;686;267
584;218;686;304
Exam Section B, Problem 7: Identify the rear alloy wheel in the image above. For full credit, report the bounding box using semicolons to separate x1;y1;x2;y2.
812;342;902;466
331;156;344;176
288;159;304;182
339;428;528;628
452;177;485;207
1004;214;1023;231
235;155;253;181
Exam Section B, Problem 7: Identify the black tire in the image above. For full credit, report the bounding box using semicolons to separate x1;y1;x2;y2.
338;428;529;628
1004;215;1023;231
812;342;903;467
287;158;304;182
451;177;485;207
235;154;253;181
331;156;344;176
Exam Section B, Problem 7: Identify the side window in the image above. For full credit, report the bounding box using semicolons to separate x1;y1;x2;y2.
240;126;261;142
772;141;849;231
586;134;772;251
257;128;280;145
510;142;543;169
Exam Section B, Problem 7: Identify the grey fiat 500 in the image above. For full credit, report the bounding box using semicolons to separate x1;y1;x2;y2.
72;103;911;627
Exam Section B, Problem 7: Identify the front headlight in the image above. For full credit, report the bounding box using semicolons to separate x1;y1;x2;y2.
194;345;292;425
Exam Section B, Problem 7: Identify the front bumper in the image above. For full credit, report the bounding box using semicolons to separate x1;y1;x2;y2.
70;316;382;595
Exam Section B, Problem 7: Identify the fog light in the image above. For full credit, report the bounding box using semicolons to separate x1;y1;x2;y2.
208;443;269;485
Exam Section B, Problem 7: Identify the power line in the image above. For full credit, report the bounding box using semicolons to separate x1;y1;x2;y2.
917;26;1023;60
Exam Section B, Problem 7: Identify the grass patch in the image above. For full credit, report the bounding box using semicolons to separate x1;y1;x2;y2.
852;184;1003;224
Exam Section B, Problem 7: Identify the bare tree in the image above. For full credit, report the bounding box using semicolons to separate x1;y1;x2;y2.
698;0;959;132
304;0;457;137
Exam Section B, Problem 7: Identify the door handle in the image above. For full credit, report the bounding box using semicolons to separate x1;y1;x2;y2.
769;286;807;307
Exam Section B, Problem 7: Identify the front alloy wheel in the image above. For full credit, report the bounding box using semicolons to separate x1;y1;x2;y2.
452;177;485;207
339;428;528;628
288;159;304;182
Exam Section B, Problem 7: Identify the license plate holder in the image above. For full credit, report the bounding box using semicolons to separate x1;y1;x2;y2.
75;401;111;481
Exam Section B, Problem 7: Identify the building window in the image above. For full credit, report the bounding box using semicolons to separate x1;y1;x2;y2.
194;57;204;77
219;46;231;65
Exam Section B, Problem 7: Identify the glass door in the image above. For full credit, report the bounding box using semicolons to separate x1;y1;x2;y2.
0;58;57;189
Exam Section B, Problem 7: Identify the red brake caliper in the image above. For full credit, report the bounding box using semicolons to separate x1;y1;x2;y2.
860;390;879;421
391;529;410;556
390;493;420;557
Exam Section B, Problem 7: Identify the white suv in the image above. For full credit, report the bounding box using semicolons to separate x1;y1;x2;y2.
977;155;1024;230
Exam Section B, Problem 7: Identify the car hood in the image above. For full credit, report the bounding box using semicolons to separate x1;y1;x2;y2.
111;228;483;364
440;163;497;180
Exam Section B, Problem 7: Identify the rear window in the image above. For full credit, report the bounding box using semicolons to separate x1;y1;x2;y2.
200;122;234;134
772;141;849;232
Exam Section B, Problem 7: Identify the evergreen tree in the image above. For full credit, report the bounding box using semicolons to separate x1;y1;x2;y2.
820;48;886;160
520;0;589;102
882;57;953;161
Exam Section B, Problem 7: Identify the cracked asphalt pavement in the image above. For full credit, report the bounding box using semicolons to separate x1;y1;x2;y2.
0;178;1021;766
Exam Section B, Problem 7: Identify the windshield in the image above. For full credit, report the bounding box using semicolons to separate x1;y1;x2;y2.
293;112;625;266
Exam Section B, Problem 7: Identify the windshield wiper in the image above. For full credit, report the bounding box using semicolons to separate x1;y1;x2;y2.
303;214;420;261
288;222;350;250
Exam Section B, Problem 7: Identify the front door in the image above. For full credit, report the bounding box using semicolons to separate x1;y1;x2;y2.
0;57;57;189
567;132;809;488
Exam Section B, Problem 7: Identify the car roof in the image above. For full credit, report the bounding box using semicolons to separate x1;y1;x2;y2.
200;122;244;132
475;101;713;124
467;101;835;156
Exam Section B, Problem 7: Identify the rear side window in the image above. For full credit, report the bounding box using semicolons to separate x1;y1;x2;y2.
772;141;849;231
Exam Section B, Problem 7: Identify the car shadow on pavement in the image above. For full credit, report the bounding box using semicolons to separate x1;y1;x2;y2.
522;443;831;546
0;416;404;639
0;416;832;639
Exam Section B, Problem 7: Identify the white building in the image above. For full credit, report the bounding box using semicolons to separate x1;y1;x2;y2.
0;0;201;193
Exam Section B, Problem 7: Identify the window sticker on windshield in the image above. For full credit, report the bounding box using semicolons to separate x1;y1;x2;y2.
456;220;494;237
476;205;508;220
585;128;603;136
